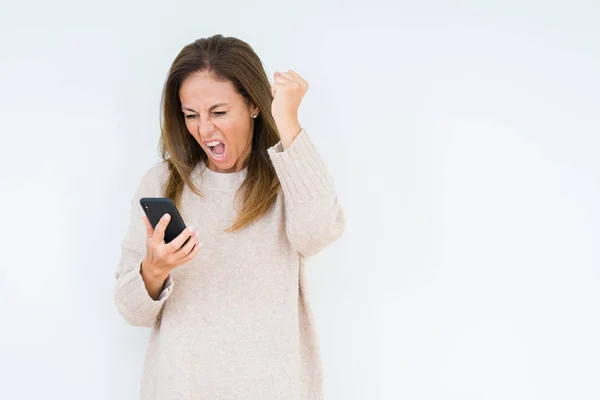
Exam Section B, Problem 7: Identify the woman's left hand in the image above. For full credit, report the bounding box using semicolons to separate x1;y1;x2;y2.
271;69;309;149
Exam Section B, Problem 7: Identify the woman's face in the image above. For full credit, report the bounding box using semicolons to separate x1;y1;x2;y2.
179;70;259;173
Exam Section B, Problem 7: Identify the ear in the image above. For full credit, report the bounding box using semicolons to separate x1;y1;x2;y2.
251;105;260;118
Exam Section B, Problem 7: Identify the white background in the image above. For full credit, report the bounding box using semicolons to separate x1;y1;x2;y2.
1;1;599;399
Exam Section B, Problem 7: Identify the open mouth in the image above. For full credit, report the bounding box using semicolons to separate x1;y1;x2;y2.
206;140;226;160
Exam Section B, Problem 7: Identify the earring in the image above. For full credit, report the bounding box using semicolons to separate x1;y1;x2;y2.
252;114;258;119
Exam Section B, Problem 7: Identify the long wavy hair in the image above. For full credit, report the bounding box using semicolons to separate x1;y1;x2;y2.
158;34;281;232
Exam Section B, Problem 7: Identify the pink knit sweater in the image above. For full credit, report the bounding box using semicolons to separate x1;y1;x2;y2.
114;129;345;399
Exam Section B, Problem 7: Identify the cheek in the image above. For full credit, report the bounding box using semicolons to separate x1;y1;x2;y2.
184;120;199;136
220;118;252;151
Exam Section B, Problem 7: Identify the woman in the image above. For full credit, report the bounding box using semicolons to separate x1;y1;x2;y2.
114;34;345;399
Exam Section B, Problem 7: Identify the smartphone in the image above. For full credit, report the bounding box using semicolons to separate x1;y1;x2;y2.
139;197;188;244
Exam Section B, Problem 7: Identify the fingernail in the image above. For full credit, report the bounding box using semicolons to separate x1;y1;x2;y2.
163;213;170;220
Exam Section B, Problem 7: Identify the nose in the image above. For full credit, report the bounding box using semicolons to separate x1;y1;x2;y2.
198;116;217;138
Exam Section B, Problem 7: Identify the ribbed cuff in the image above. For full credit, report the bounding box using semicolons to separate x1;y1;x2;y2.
267;129;334;207
158;274;174;300
115;259;174;325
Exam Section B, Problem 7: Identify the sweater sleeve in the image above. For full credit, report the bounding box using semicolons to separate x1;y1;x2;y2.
113;164;174;327
267;128;345;257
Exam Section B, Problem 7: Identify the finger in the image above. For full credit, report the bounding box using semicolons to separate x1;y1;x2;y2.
271;82;289;93
153;213;171;243
280;71;298;80
167;226;195;253
286;70;308;87
275;73;294;84
286;69;301;78
174;230;199;258
142;215;154;239
183;241;202;263
274;76;303;92
281;71;308;90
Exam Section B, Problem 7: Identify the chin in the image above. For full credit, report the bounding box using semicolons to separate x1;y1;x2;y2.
206;153;240;173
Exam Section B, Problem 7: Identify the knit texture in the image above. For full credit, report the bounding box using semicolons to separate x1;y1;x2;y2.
114;129;345;399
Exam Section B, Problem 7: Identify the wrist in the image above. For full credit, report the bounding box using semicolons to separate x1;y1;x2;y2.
277;120;302;150
141;258;168;282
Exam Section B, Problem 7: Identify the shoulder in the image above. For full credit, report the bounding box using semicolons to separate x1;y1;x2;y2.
136;161;171;196
141;160;170;182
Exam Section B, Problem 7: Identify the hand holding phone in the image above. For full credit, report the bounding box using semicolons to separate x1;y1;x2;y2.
140;197;188;243
139;197;201;280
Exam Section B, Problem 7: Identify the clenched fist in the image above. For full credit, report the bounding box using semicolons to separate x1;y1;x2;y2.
271;69;309;150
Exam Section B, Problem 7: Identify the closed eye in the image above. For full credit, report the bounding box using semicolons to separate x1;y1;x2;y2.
184;112;226;119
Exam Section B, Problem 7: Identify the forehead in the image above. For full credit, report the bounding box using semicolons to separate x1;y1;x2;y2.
179;71;240;108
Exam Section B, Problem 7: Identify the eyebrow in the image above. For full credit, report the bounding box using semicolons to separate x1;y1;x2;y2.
181;103;230;113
